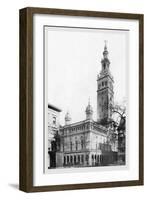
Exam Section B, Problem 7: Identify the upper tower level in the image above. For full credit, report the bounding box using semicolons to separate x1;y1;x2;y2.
98;40;113;81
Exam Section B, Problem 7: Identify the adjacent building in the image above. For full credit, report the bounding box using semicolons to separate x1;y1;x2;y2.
48;104;61;168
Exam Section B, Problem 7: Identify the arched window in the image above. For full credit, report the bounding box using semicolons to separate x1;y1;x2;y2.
75;140;78;151
67;156;69;163
70;155;73;163
74;155;76;164
81;136;84;149
70;141;72;151
78;155;80;163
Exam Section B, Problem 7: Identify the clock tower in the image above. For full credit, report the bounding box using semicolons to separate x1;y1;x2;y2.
97;41;114;125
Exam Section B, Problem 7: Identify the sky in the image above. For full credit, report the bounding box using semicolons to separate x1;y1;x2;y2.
46;26;129;125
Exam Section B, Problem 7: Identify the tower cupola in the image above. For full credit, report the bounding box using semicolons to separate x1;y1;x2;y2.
85;98;93;120
101;40;110;72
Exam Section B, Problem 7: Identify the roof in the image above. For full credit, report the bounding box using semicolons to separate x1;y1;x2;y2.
48;103;62;112
60;119;107;132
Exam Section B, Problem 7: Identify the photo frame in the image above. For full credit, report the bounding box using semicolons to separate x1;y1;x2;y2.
19;7;144;192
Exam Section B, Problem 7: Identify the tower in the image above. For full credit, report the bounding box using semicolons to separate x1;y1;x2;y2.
65;111;72;125
97;41;114;124
85;98;93;120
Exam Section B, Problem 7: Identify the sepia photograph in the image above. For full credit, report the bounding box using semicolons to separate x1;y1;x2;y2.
45;26;128;171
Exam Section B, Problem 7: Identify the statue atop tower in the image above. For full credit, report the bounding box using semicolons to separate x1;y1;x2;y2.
97;41;114;125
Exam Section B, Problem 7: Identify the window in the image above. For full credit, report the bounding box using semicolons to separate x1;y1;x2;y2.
70;142;72;151
81;136;84;149
76;141;78;150
81;140;84;149
53;116;56;125
74;155;76;163
102;82;104;86
105;81;107;86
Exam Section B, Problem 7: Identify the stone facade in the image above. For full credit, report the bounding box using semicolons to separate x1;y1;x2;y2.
59;119;114;167
58;107;118;167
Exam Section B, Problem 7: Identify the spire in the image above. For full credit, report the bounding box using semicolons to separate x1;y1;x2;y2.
104;40;107;51
88;97;90;106
101;40;110;72
103;40;109;59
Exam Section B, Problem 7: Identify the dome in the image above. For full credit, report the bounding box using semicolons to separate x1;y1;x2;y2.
85;99;93;120
85;103;93;114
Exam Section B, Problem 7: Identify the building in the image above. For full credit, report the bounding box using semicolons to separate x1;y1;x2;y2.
47;42;119;168
47;104;61;168
59;103;114;167
97;41;114;125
